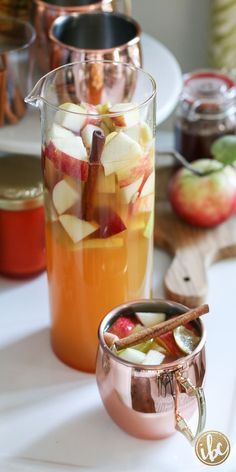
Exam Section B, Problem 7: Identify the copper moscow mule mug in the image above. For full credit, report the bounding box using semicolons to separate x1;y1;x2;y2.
49;11;142;72
33;0;132;74
96;299;206;444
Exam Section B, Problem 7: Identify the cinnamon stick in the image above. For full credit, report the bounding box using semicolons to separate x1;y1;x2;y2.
82;130;105;221
114;304;209;350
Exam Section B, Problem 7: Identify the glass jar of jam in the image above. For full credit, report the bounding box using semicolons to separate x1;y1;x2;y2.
0;154;46;278
174;70;236;162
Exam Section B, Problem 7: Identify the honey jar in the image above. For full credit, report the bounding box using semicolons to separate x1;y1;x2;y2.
0;154;46;277
174;70;236;162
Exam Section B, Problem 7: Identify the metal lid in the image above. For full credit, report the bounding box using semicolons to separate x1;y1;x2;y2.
0;155;44;210
180;70;236;119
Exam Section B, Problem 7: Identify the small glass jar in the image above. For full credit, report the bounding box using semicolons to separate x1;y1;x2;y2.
174;70;236;162
0;154;46;278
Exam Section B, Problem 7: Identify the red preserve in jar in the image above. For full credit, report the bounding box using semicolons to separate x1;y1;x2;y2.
174;70;236;162
0;154;46;277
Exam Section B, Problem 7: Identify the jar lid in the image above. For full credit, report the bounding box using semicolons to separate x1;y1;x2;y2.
0;155;44;210
181;70;236;117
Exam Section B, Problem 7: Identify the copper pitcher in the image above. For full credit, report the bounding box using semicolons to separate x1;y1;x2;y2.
96;299;206;443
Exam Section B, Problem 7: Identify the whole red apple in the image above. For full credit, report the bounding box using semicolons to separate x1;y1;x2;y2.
169;159;236;227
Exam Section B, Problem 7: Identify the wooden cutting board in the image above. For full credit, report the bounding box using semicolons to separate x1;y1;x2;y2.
154;166;236;308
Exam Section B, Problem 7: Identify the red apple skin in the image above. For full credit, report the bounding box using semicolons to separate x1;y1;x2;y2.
169;159;236;227
157;331;183;357
44;141;89;181
42;154;63;191
130;194;154;215
95;206;126;238
109;316;137;338
118;153;151;188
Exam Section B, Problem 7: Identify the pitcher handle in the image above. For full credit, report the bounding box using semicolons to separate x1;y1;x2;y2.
175;373;206;445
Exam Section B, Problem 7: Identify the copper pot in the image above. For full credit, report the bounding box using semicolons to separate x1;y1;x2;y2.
96;299;207;443
48;11;141;72
33;0;132;74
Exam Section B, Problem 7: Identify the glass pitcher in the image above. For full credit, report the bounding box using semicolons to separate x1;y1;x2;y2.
25;60;156;373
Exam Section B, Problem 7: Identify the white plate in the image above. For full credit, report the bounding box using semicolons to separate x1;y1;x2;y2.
0;33;182;156
0;250;236;472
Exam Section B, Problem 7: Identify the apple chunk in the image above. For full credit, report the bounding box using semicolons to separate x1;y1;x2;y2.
81;124;103;149
101;132;142;176
136;312;166;327
97;169;116;194
118;348;146;364
46;139;89;181
52;178;79;215
55;102;87;133
95;206;126;238
139;171;155;197
109;316;138;338
119;176;143;204
59;215;98;243
109;102;139;128
49;123;75;141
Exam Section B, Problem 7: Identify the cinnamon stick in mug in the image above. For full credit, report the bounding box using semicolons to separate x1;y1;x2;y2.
115;304;209;350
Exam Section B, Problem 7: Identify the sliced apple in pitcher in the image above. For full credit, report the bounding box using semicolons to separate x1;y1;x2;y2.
97;169;116;194
123;121;153;147
49;123;75;141
140;122;153;147
132;194;154;214
43;154;63;191
143;210;154;238
59;215;98;244
46;136;89;181
81;102;100;125
52;178;79;215
95;206;126;238
55;102;89;133
109;102;139;128
123;124;140;143
101;131;142;176
119;176;143;204
139;171;155;197
116;152;151;188
81;124;103;149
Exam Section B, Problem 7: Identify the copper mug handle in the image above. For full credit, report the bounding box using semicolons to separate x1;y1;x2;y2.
175;372;206;445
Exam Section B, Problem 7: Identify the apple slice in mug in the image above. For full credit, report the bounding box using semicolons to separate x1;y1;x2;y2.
45;135;89;181
109;316;138;338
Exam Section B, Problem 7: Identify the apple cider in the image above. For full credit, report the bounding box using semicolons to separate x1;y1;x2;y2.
42;100;155;372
